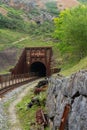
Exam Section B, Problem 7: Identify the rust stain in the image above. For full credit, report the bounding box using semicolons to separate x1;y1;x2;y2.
59;104;71;130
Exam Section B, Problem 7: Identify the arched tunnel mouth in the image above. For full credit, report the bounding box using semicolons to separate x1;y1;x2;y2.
30;62;46;77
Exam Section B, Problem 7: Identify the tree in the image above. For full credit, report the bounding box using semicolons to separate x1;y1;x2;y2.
54;5;87;59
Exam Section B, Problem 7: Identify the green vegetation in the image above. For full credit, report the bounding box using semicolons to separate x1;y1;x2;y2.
0;3;56;39
0;13;30;32
0;29;28;50
0;28;54;50
78;0;87;4
0;4;57;52
16;89;49;130
54;5;87;71
1;2;87;130
28;8;40;16
61;56;87;76
0;4;28;32
0;3;23;15
13;37;53;48
28;21;55;37
0;66;14;75
1;3;87;76
45;1;59;16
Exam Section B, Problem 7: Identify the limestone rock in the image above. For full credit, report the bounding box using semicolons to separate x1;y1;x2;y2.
69;96;87;130
46;70;87;130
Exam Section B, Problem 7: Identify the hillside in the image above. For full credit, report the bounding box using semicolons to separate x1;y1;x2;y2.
57;0;79;10
0;28;59;74
57;0;87;11
0;1;60;74
1;0;57;8
0;0;59;21
61;56;87;76
0;1;87;75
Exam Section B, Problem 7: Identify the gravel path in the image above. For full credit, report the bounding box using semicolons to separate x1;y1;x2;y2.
0;79;40;130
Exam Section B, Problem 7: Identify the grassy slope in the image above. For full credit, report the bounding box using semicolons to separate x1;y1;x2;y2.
0;3;23;15
0;2;59;74
1;29;87;76
0;29;58;74
12;36;53;48
0;29;54;49
61;56;87;76
0;16;57;74
0;2;87;76
0;29;28;50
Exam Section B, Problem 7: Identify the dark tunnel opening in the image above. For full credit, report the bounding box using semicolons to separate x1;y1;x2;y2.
30;62;46;77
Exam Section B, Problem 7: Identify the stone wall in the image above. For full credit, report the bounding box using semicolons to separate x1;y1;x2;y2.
46;70;87;130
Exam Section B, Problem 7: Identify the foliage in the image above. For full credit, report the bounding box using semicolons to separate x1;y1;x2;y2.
0;29;28;50
0;3;30;32
0;12;30;32
0;2;58;39
16;89;49;130
0;28;56;74
28;21;55;37
60;56;87;76
78;0;87;3
45;1;59;16
0;28;54;52
0;4;55;38
29;8;40;16
54;5;87;59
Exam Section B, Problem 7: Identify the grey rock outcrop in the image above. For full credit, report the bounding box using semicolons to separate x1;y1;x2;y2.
1;0;57;21
46;70;87;130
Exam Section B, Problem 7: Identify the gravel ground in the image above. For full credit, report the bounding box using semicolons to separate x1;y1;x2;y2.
0;80;40;130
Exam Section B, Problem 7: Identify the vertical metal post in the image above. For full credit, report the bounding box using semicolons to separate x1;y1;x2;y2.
59;104;70;130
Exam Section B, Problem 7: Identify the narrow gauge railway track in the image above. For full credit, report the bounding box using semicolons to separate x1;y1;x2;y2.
0;73;39;97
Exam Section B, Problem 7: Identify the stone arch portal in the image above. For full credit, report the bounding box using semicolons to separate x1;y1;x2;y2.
11;47;52;77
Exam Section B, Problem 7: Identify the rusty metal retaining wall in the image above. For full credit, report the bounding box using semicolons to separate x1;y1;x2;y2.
0;73;37;91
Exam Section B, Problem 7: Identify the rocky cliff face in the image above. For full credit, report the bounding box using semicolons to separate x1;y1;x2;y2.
0;48;22;73
46;70;87;130
0;0;58;22
1;0;57;10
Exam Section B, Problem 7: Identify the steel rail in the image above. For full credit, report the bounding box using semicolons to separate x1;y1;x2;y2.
0;73;39;97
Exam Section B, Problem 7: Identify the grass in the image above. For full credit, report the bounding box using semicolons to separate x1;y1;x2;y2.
60;56;87;76
0;29;55;50
12;36;53;48
0;28;59;74
0;3;23;15
16;88;49;130
1;28;87;77
0;65;14;75
45;1;59;16
0;29;28;50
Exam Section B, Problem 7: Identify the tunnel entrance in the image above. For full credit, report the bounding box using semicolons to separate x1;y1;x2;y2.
30;62;46;77
12;47;52;76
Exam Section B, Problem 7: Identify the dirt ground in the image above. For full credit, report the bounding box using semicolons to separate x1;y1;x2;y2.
8;81;39;130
